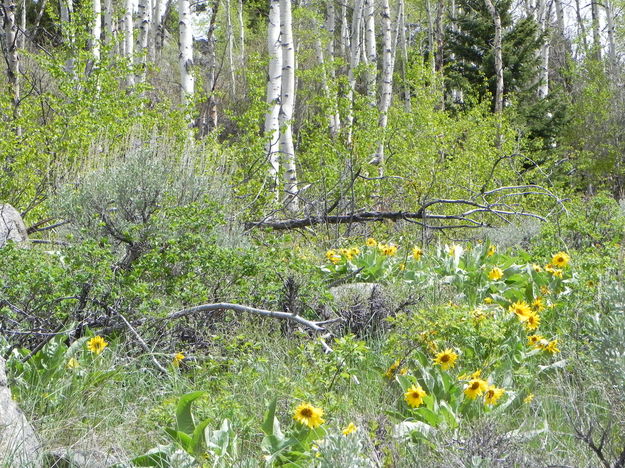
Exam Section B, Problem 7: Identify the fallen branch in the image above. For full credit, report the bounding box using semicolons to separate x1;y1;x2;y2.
164;303;338;332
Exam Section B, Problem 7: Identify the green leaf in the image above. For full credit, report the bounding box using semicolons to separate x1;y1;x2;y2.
165;428;194;453
175;391;206;435
261;397;278;436
131;452;171;467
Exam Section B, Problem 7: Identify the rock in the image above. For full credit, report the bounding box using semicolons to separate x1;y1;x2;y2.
44;448;122;467
0;357;42;468
0;204;28;248
328;282;392;336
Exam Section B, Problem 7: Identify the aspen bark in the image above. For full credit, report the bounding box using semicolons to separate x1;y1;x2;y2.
280;0;298;211
264;0;282;189
346;0;365;146
123;0;135;86
206;0;219;131
92;0;102;62
484;0;503;114
591;0;601;60
135;0;151;83
325;0;341;136
340;1;350;59
178;0;194;103
537;0;551;98
398;0;411;111
3;0;21;135
60;0;75;73
19;0;25;49
605;0;616;68
238;0;245;66
364;0;377;103
226;0;236;94
103;0;114;49
372;0;395;167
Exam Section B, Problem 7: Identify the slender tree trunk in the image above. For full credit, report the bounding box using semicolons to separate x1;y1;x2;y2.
32;0;48;40
605;0;616;69
325;0;341;137
398;0;410;111
280;0;298;211
372;0;395;168
574;0;588;58
340;1;350;60
103;0;114;49
264;0;282;191
3;0;21;135
60;0;75;73
537;0;551;98
346;0;365;146
591;0;601;60
226;0;236;95
484;0;503;114
206;0;219;131
178;0;194;103
135;0;151;83
238;0;245;66
123;0;135;86
364;0;377;103
91;0;102;62
19;0;25;49
149;0;166;60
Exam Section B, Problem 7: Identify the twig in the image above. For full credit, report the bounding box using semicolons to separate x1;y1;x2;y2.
117;311;169;374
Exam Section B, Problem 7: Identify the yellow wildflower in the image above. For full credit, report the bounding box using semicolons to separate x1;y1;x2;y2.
326;250;341;264
509;301;532;319
399;368;409;375
399;263;406;271
483;297;494;304
349;247;361;257
531;297;545;312
464;379;488;399
487;245;497;257
524;312;541;330
384;360;400;379
382;245;398;256
447;244;463;257
172;352;185;367
545;339;560;353
342;422;358;435
293;403;325;429
540;286;551;296
488;267;504;281
458;369;482;381
87;336;108;355
524;393;535;404
433;349;458;370
404;384;427;408
66;357;80;369
532;264;543;273
484;386;505;406
412;247;423;260
551;251;570;268
527;334;545;347
366;238;377;247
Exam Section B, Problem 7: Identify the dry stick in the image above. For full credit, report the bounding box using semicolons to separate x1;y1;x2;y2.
117;311;169;374
165;303;336;332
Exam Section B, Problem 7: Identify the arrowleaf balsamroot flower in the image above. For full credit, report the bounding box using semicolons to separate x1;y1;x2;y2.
172;352;185;366
433;349;458;370
484;385;505;406
551;251;570;268
342;422;358;435
545;339;560;353
293;403;325;429
487;244;497;257
366;238;377;247
464;378;488;399
87;336;108;355
488;267;503;281
509;301;531;319
404;384;427;408
524;312;541;330
412;247;423;260
66;357;80;369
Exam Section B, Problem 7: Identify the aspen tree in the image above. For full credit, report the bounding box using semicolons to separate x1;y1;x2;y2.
264;0;282;191
178;0;194;102
135;0;151;83
280;0;299;211
484;0;503;114
364;0;377;103
346;0;365;146
3;0;21;135
122;0;134;86
325;0;341;136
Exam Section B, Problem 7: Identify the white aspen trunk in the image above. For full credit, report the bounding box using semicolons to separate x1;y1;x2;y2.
372;0;395;167
280;0;298;211
537;0;551;98
325;0;341;137
103;0;114;48
574;0;588;58
148;0;162;60
398;0;410;111
425;0;435;72
364;0;377;103
226;0;236;95
346;0;365;146
135;0;151;83
178;0;194;103
60;0;75;73
605;0;616;67
92;0;102;62
123;0;135;86
3;0;21;135
340;1;350;59
238;0;245;66
264;0;282;190
591;0;601;60
206;0;219;131
484;0;503;114
19;0;25;49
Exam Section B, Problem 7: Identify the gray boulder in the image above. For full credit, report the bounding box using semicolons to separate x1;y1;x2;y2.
0;204;28;247
0;357;42;468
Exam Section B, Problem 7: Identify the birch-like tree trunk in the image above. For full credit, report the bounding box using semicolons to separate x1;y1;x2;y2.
325;0;341;137
605;0;616;68
346;0;365;146
484;0;503;114
206;0;219;132
372;0;395;167
226;0;236;94
149;0;165;60
591;0;601;60
135;0;151;83
123;0;135;85
398;0;411;111
264;0;282;190
178;0;194;103
238;0;245;66
91;0;102;63
103;0;114;49
19;0;25;49
3;0;21;135
536;0;551;98
60;0;75;73
364;0;377;103
340;1;350;60
280;0;298;211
